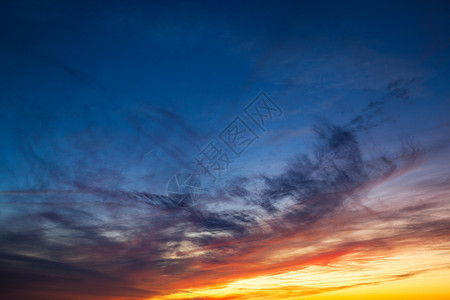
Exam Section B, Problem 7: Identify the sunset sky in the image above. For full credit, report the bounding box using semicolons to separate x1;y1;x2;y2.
1;1;450;299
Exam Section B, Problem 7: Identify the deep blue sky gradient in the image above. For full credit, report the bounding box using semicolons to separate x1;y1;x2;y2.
1;0;449;194
0;2;450;299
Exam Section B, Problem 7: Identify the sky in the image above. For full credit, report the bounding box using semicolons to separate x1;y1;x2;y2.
0;0;450;299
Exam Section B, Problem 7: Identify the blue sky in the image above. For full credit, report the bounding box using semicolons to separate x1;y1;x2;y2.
1;0;449;193
0;1;449;299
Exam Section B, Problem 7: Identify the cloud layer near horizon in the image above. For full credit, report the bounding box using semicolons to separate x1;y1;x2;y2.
1;1;450;299
1;121;449;300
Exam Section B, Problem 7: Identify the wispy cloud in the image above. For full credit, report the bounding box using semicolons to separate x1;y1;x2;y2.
2;120;446;299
